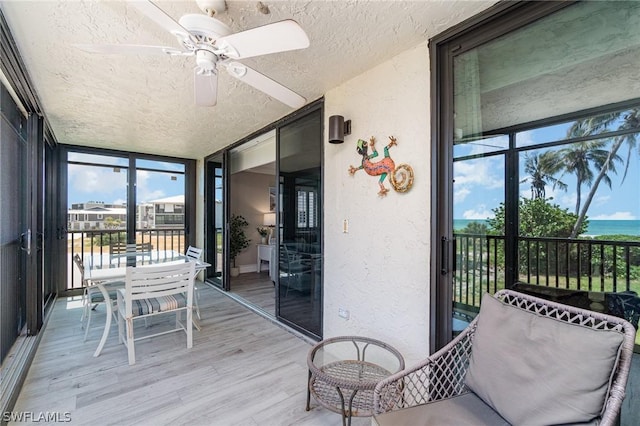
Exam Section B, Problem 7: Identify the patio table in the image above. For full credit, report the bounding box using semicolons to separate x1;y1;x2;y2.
306;336;404;426
84;250;210;357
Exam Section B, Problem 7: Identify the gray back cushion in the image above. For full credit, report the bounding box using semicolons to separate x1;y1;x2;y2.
465;293;624;425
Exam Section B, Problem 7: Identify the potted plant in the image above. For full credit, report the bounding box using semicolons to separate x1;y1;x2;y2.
257;226;269;244
229;214;250;277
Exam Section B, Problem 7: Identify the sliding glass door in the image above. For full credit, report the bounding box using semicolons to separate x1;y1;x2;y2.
277;108;323;338
0;94;28;361
204;101;323;338
433;1;640;350
206;154;225;287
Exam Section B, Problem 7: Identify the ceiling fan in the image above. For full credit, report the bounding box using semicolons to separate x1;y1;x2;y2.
76;0;310;108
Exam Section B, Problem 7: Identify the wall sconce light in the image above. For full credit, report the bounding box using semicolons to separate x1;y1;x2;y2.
328;115;352;144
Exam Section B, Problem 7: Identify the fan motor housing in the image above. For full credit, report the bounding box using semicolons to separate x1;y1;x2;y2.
178;14;232;40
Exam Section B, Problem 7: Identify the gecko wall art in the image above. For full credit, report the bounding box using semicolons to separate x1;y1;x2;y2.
348;136;414;196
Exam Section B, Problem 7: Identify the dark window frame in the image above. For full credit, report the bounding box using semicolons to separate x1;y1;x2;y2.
430;0;583;352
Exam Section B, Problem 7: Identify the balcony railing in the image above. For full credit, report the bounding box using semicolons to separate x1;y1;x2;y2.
67;228;185;291
453;233;640;313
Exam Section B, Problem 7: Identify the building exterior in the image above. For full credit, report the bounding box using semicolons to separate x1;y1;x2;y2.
67;201;126;230
150;195;185;228
67;196;184;230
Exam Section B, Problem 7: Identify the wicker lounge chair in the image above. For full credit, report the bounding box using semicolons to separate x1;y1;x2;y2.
373;289;635;426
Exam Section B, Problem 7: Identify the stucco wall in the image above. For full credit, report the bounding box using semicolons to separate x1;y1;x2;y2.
323;42;431;365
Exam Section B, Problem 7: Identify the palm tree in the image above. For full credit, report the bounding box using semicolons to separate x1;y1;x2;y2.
520;151;566;200
556;140;621;216
567;108;639;238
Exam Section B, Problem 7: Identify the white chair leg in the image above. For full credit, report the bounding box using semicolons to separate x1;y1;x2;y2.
111;302;119;323
81;294;87;323
127;320;136;365
194;293;201;320
118;310;124;345
84;306;93;342
81;300;88;326
186;308;193;349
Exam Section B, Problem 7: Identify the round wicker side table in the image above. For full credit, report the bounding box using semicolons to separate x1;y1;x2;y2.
306;336;405;426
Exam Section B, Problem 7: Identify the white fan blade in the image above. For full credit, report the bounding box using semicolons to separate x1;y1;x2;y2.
217;20;309;60
75;44;187;56
226;62;305;108
194;69;218;107
128;0;193;40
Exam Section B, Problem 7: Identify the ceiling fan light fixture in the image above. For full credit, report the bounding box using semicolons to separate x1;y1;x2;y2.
195;50;218;71
84;1;309;109
194;68;218;107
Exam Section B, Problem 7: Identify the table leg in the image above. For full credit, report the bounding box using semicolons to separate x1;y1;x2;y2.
336;386;347;426
346;389;359;426
306;370;312;411
257;251;261;273
192;269;204;331
93;284;111;357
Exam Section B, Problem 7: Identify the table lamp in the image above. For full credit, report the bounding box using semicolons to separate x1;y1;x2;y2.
263;212;276;243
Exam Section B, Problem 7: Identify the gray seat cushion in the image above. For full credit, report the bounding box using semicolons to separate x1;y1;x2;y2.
465;293;624;425
372;392;510;426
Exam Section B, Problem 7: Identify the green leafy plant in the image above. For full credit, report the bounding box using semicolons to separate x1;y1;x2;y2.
104;216;123;229
489;197;589;276
256;227;269;237
92;232;127;246
229;214;250;267
488;197;587;238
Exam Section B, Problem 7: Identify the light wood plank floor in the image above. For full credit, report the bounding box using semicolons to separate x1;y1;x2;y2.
10;284;370;425
229;271;275;314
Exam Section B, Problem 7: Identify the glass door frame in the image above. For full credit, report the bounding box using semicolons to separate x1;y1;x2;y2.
203;99;324;339
205;152;229;289
62;145;196;294
275;106;323;339
430;1;572;352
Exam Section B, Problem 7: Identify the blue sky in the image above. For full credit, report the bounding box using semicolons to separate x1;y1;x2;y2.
66;125;639;224
453;128;640;222
67;154;185;207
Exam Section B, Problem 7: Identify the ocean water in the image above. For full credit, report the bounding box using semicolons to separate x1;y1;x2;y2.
454;219;640;236
583;220;640;237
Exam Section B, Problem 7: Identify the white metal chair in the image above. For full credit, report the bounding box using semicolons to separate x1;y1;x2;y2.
73;253;123;342
186;245;203;262
279;244;313;297
117;261;195;365
109;242;153;266
185;245;203;320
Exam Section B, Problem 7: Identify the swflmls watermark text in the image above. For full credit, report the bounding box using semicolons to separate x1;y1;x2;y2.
1;411;71;422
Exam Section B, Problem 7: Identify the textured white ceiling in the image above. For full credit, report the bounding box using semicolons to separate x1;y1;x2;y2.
0;0;495;159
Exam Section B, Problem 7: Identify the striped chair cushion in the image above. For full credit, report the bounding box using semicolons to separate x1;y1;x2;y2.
89;289;119;303
129;294;188;317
